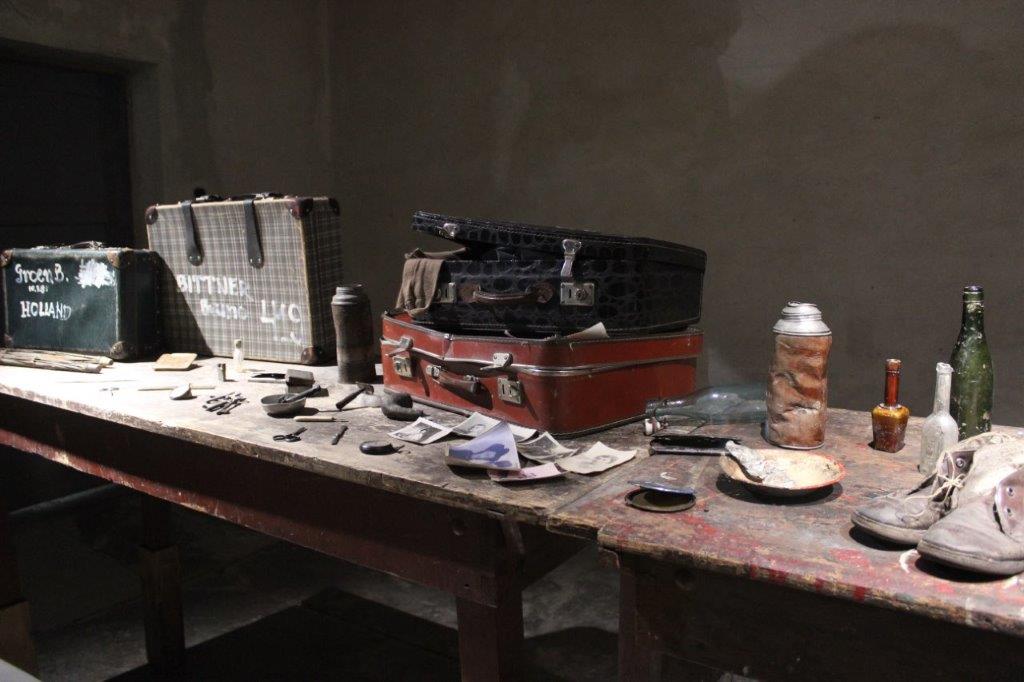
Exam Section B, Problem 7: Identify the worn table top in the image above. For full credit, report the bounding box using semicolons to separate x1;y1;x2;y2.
6;360;1024;635
0;358;649;523
550;409;1024;636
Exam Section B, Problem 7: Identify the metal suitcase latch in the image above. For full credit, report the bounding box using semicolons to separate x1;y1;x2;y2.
384;336;413;357
434;282;456;304
392;355;413;378
497;377;523;405
560;282;595;306
559;238;594;306
481;352;513;372
560;239;581;279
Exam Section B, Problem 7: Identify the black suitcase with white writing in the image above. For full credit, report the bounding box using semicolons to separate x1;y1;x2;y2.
146;194;343;364
1;243;160;359
400;211;706;336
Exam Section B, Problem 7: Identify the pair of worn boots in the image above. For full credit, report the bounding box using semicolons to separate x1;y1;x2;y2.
852;432;1024;576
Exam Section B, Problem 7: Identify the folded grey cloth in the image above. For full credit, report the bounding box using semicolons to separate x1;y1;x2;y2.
394;248;464;317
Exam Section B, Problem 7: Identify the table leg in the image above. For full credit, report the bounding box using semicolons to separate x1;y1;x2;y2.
0;501;37;676
139;496;184;670
618;556;660;682
455;584;523;682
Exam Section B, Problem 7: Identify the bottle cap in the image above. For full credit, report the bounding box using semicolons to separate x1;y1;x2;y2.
772;302;831;336
963;285;984;300
886;358;902;373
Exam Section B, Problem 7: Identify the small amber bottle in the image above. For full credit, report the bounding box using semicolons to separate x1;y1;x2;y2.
872;358;910;452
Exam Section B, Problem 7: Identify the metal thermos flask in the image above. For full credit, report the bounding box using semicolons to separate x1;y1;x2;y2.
331;285;375;383
765;302;832;449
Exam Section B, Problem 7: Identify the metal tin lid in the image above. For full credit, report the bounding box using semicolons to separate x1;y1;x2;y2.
772;302;831;336
332;284;367;304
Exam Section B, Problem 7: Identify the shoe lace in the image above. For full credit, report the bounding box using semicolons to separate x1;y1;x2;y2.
931;455;968;508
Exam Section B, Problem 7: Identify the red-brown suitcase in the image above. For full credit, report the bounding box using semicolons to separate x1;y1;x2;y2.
381;312;702;436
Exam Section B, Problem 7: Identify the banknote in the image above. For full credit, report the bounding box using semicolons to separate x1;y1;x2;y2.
488;463;564;483
445;422;521;471
389;417;452;444
452;412;537;443
519;432;577;463
557;442;636;474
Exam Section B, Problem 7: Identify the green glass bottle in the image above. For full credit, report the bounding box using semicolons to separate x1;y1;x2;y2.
950;285;993;439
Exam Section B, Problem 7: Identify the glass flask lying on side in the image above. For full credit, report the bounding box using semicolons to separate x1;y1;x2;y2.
645;384;766;433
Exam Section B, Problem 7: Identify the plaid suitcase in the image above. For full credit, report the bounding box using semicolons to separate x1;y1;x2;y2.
146;194;342;363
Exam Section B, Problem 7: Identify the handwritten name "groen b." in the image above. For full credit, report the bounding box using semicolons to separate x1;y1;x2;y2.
14;263;66;285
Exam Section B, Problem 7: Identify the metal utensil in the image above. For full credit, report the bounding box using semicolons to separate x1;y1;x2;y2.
261;384;323;417
273;427;307;442
277;384;322;404
335;382;373;410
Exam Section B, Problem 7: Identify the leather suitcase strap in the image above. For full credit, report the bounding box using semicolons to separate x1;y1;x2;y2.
179;200;204;266
179;193;271;268
241;198;264;268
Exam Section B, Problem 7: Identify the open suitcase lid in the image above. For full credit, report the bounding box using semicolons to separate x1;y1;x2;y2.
411;211;707;271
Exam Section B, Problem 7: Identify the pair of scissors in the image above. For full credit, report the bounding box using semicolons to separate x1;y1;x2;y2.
273;427;306;442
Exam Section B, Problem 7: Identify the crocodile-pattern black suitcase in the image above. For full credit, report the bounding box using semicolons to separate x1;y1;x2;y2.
403;211;706;336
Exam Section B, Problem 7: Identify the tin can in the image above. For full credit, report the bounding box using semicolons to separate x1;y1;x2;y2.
765;302;832;449
331;285;375;383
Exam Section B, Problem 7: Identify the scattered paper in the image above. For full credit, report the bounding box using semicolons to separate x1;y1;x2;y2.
389;417;452;445
452;412;536;443
489;463;564;483
558;442;636;475
562;322;609;340
519;432;577;463
445;422;521;471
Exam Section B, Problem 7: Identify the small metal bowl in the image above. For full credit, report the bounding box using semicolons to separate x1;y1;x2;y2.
719;449;844;498
261;394;306;417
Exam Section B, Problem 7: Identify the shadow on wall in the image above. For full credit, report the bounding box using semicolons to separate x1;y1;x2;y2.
682;23;1024;419
337;4;1024;421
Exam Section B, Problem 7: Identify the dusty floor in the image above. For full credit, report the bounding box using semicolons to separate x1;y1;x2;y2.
10;485;621;680
10;485;730;681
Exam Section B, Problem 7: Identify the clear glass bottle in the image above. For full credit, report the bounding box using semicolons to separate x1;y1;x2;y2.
950;285;993;439
232;338;245;373
918;362;959;472
871;358;910;452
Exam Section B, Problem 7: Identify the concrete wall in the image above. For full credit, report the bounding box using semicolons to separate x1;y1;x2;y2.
3;1;1022;424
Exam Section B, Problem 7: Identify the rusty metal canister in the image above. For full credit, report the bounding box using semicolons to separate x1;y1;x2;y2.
765;302;832;449
331;285;375;383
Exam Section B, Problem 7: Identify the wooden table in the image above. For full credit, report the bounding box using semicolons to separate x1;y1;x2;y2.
0;359;645;680
550;410;1024;680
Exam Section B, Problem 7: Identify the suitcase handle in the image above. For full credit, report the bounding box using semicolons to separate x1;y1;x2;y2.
427;365;482;394
28;241;106;250
470;282;554;306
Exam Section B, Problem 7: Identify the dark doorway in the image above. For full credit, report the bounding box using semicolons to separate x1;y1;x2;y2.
0;57;133;250
0;56;131;510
